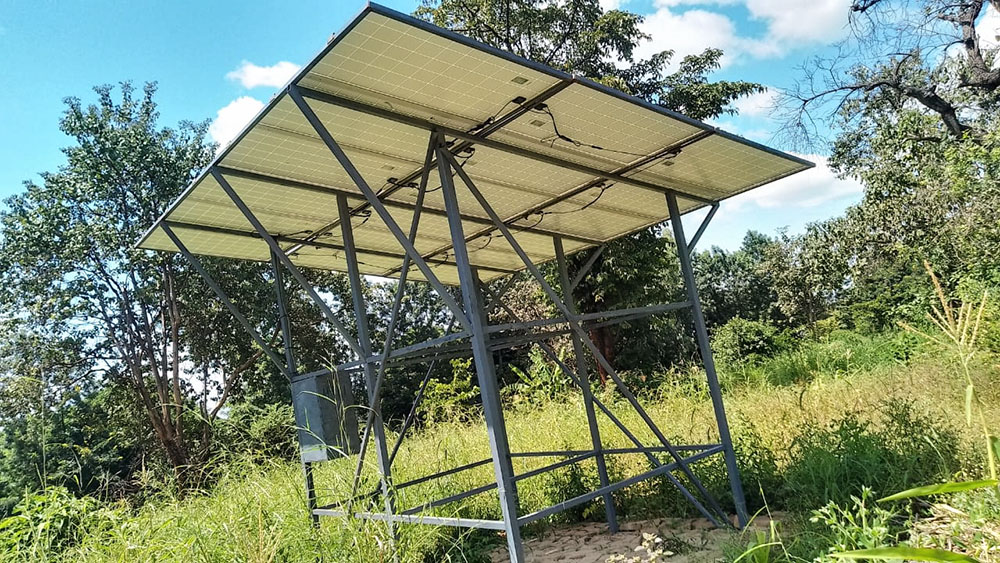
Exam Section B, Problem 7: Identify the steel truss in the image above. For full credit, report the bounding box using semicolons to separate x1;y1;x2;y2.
172;84;748;563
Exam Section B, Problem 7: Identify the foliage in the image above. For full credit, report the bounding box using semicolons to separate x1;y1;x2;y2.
505;348;569;406
0;382;146;515
0;487;123;560
695;231;784;329
782;400;961;511
900;262;995;478
810;488;902;562
718;330;915;389
0;83;289;481
214;403;298;463
2;341;994;561
713;318;782;368
418;359;481;424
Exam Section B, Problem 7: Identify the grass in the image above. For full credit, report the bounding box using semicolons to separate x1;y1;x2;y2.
4;334;998;562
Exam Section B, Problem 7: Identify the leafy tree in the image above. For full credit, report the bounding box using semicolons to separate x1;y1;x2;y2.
760;226;844;334
694;231;784;329
788;0;1000;142
782;0;1000;329
418;0;766;376
0;84;298;483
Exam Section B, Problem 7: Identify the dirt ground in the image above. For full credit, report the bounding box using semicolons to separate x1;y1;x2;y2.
488;516;770;563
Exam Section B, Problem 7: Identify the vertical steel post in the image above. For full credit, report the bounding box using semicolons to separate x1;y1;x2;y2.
271;251;321;528
437;145;524;563
337;194;399;547
349;133;434;506
666;193;748;527
441;148;727;526
554;237;618;533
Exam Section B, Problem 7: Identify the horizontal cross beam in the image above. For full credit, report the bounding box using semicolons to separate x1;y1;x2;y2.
295;86;716;205
313;509;506;530
162;220;518;276
214;166;602;246
517;446;724;526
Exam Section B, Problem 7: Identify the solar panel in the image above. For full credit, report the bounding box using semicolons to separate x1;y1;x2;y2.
138;3;813;284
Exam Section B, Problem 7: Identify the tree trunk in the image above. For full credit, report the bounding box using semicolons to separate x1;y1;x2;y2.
588;326;616;385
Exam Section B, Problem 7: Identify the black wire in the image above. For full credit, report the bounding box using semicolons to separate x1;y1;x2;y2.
534;106;652;159
469;100;516;135
541;182;614;215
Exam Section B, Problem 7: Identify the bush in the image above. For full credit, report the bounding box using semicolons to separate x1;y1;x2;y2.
713;318;782;367
727;330;919;387
0;487;122;560
808;488;904;562
504;348;569;407
215;403;297;462
419;358;480;424
781;399;961;510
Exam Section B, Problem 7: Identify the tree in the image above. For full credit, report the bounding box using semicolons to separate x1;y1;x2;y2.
418;0;766;376
761;227;843;334
781;0;1000;330
693;231;784;329
0;84;292;483
788;0;1000;143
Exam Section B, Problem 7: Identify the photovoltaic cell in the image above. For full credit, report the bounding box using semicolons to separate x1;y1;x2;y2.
138;4;812;285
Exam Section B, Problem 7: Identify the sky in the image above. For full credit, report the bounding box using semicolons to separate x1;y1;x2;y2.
0;0;879;250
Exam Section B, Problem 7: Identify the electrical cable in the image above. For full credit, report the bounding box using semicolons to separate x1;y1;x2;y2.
533;106;652;158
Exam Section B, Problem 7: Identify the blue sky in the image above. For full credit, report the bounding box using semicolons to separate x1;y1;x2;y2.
0;0;869;250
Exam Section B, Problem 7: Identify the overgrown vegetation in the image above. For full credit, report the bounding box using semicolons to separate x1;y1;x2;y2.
3;0;1000;561
2;340;996;561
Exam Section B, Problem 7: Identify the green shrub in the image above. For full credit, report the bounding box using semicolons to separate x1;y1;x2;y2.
0;487;122;560
729;331;918;387
808;488;904;562
419;358;480;424
216;403;297;462
505;348;569;407
781;400;961;510
713;318;782;367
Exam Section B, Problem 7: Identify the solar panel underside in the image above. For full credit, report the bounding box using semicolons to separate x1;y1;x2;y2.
138;5;812;285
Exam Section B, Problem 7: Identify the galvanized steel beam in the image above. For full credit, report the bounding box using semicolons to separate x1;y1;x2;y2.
667;193;748;527
287;85;472;332
436;144;525;563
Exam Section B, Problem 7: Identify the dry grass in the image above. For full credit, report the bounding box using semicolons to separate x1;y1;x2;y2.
47;351;997;562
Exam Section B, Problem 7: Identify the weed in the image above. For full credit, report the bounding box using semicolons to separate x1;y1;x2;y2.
782;400;960;510
809;488;903;562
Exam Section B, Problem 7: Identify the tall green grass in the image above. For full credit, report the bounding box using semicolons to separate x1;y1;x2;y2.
4;335;995;562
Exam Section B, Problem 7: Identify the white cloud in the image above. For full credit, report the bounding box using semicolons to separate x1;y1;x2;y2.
654;0;739;6
636;1;851;69
635;8;780;68
745;0;849;43
728;154;862;209
208;96;264;150
600;0;624;10
979;3;1000;50
732;87;778;117
225;60;301;89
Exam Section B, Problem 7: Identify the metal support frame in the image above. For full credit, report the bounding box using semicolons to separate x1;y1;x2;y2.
436;140;525;562
271;250;322;528
441;148;730;526
554;237;617;532
667;193;748;527
177;92;750;563
338;193;399;550
686;202;719;256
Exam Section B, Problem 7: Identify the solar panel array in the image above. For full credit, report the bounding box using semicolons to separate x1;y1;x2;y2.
139;4;812;285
